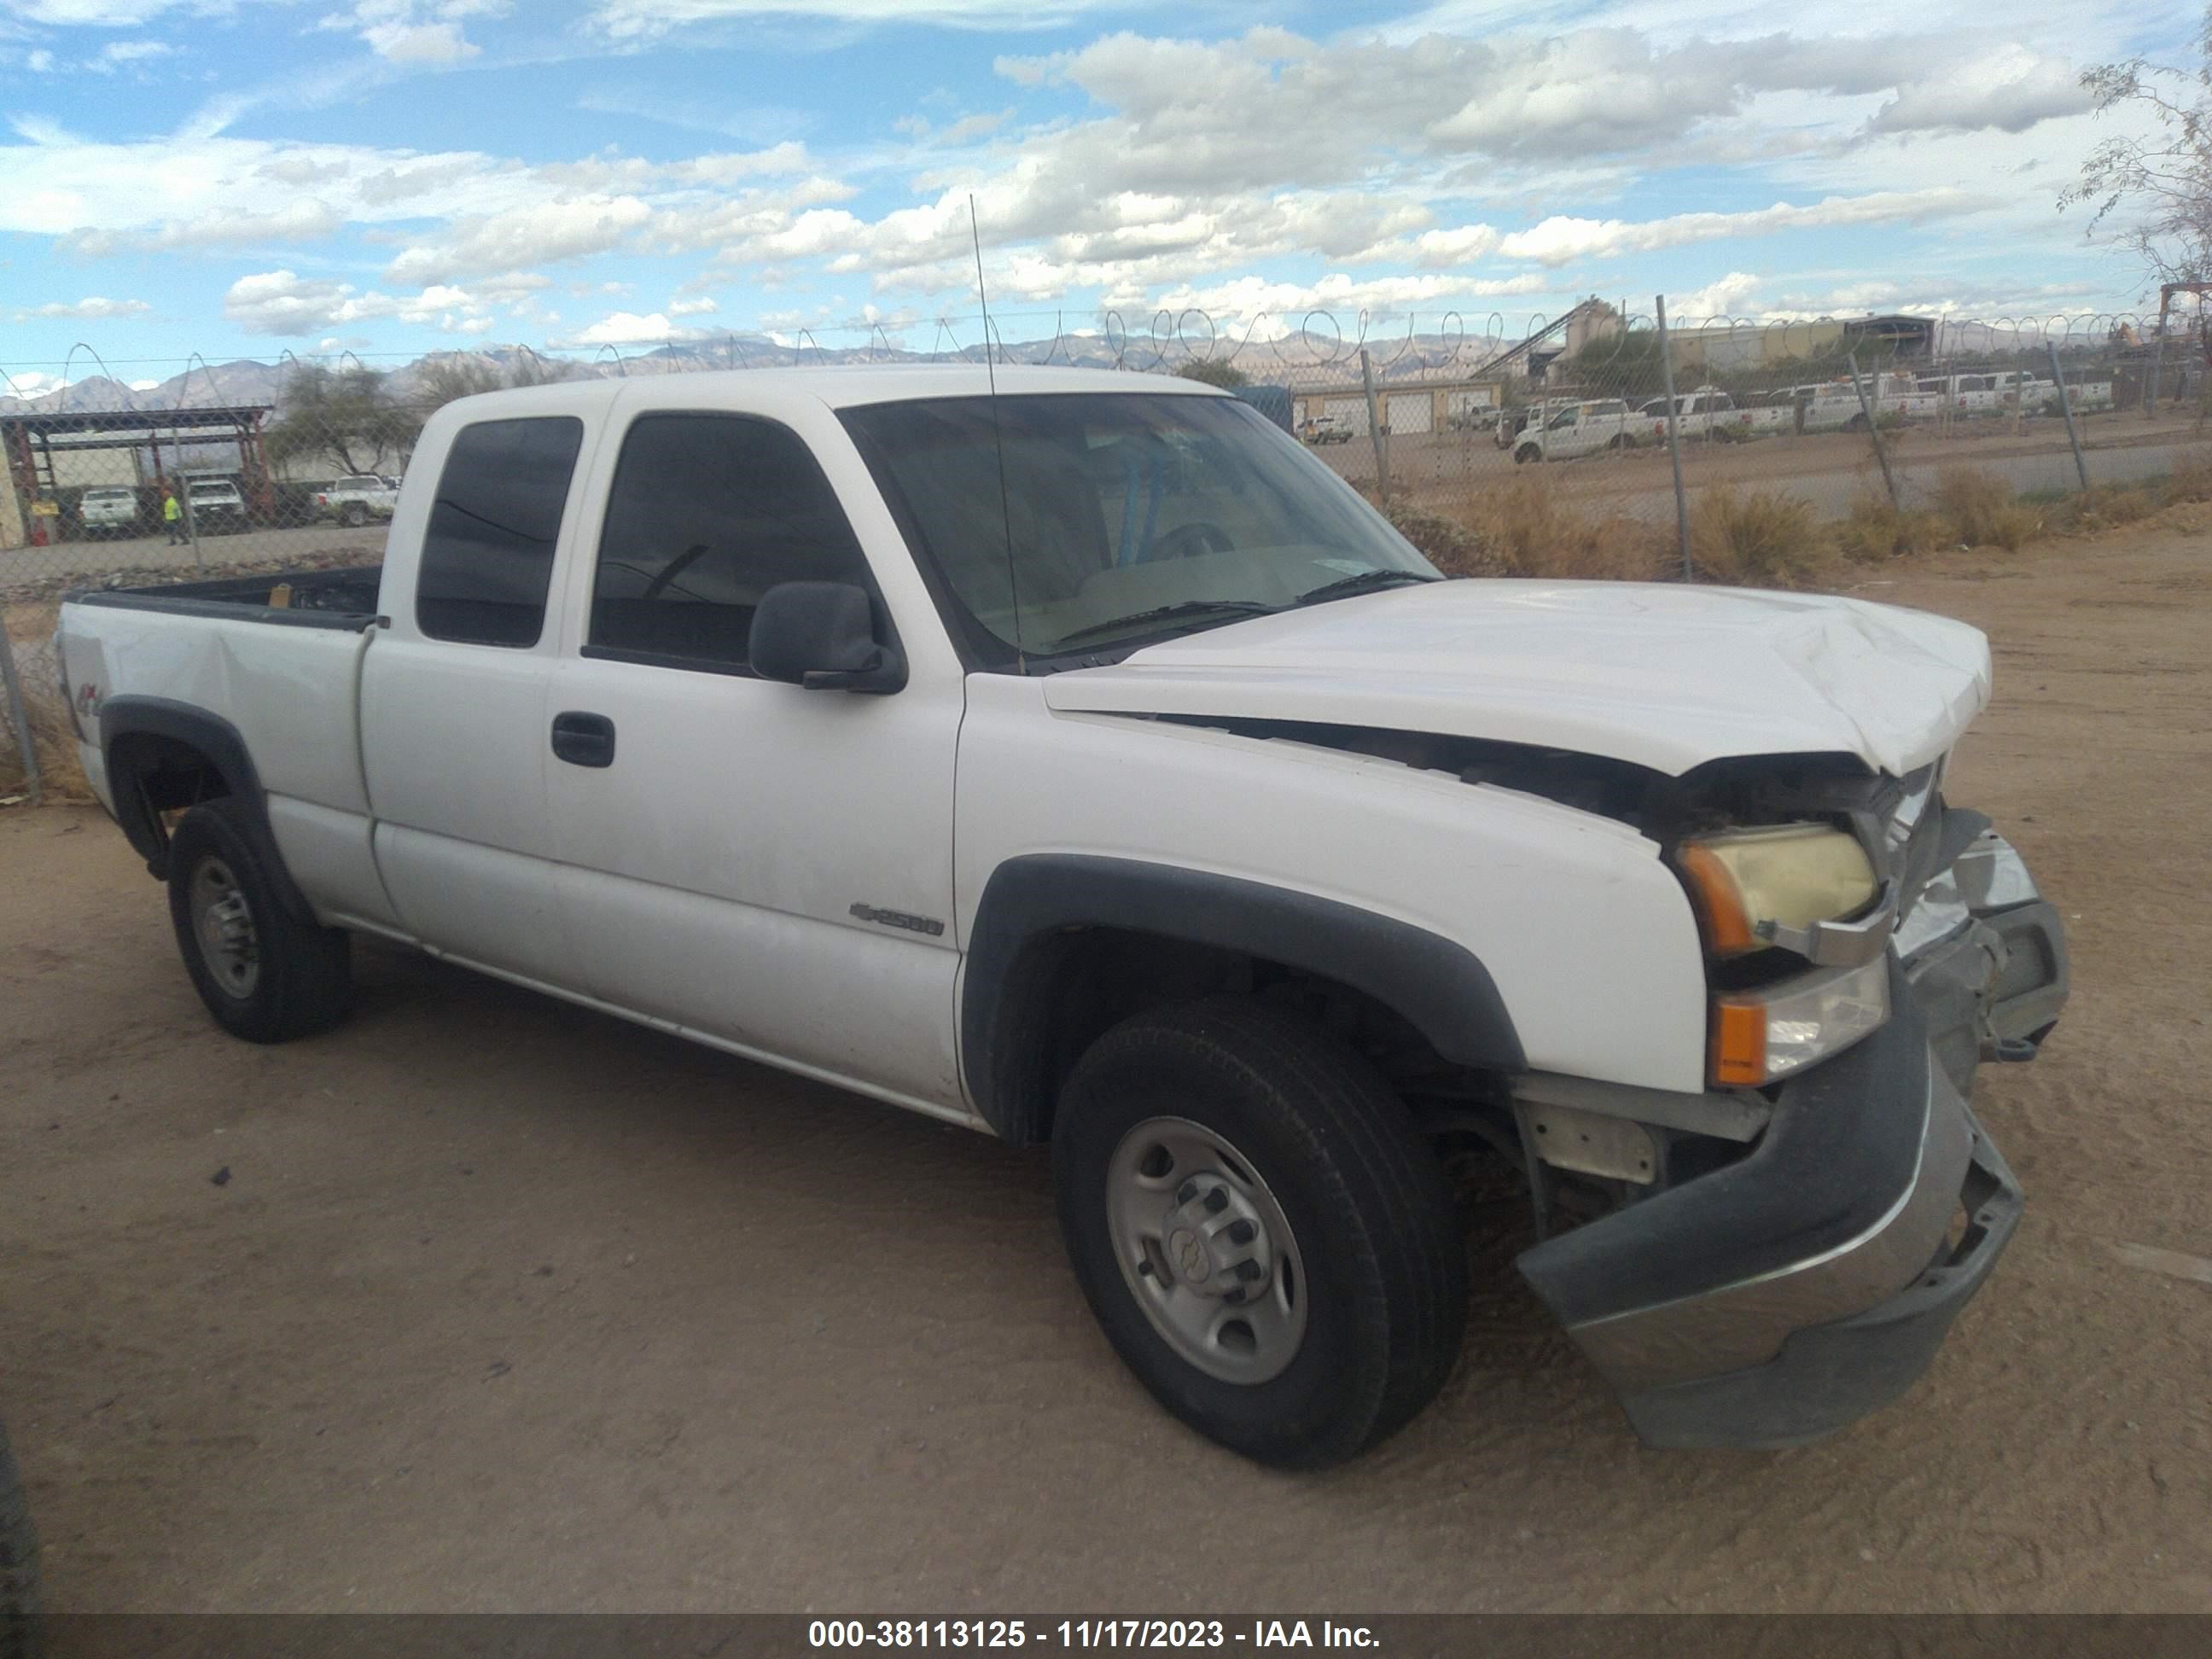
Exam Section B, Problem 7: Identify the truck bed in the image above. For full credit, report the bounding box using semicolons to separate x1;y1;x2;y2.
66;567;385;630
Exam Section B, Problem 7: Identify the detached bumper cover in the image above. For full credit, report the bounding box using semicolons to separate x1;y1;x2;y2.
1518;828;2065;1449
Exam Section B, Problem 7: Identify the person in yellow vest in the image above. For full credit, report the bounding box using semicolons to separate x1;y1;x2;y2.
162;484;184;544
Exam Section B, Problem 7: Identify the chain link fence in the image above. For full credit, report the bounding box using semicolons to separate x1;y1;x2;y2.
6;305;2208;800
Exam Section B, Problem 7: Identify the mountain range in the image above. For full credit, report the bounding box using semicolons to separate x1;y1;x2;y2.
0;330;1532;417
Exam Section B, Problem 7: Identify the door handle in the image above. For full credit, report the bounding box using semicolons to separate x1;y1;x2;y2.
551;711;616;768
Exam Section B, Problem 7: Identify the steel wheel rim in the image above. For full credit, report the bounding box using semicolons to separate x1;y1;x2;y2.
1105;1116;1308;1385
190;857;259;999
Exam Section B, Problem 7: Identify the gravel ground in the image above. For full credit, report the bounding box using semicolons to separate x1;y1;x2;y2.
0;522;2207;1614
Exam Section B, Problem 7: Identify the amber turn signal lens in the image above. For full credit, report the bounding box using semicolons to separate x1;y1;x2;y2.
1710;998;1769;1086
1677;842;1758;954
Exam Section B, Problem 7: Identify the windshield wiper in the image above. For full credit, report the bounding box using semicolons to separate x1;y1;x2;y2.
1045;598;1280;651
1292;568;1439;608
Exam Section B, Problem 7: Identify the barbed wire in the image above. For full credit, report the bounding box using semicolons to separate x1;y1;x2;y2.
1;306;2201;416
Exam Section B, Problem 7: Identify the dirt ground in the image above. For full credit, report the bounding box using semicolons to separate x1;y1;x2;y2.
2;523;2209;1615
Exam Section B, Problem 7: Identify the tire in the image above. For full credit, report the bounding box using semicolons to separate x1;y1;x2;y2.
166;798;352;1044
342;503;367;527
1053;997;1467;1468
1845;412;1870;432
0;1419;38;1659
1515;445;1540;465
1606;434;1627;451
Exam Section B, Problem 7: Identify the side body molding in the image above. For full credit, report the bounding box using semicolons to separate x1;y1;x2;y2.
961;853;1525;1143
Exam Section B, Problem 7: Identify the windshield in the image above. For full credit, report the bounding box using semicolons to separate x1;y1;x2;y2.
841;393;1435;663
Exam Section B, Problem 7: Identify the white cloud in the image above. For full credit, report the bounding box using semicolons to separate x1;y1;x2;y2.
553;310;678;346
385;195;655;283
668;295;718;315
223;268;497;335
1668;272;1763;320
88;38;172;71
14;294;151;319
319;1;509;66
1497;189;1993;265
591;0;1105;38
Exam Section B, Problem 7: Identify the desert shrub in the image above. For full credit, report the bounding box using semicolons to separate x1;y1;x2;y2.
1831;492;1946;563
1689;486;1823;585
1383;504;1511;577
1463;474;1669;580
2048;483;2157;531
2158;450;2212;505
1933;469;2037;550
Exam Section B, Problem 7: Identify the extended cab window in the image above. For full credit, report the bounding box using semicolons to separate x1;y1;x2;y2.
587;413;867;672
416;416;584;648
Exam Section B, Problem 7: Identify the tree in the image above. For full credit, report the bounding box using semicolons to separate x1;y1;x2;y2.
412;351;579;409
1176;357;1249;388
2063;10;2212;289
265;364;420;476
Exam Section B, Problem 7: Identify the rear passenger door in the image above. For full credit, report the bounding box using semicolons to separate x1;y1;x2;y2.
360;414;590;982
543;407;964;1111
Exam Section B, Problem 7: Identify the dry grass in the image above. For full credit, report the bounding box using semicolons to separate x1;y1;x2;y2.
1464;474;1670;581
1931;468;2040;550
2158;449;2212;505
1688;486;1826;585
1382;504;1511;577
3;603;94;804
1830;492;1947;564
0;680;93;804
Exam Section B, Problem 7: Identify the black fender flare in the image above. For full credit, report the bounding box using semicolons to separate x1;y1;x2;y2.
97;696;317;923
962;854;1525;1143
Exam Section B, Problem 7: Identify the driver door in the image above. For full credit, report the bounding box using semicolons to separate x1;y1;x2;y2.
542;405;964;1111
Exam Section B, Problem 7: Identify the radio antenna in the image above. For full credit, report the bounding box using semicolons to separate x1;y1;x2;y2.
970;194;1025;670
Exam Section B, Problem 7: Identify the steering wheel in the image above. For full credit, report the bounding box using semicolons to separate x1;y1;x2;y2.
1138;521;1234;563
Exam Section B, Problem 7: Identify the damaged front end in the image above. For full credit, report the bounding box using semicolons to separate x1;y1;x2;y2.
1507;756;2069;1448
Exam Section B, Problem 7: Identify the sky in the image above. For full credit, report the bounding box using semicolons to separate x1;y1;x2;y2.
0;0;2194;389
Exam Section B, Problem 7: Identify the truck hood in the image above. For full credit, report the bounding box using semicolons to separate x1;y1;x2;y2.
1040;580;1990;777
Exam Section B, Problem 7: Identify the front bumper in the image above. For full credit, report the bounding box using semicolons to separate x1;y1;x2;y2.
1518;829;2066;1449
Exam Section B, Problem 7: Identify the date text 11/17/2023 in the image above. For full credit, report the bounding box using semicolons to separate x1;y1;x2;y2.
806;1621;1381;1649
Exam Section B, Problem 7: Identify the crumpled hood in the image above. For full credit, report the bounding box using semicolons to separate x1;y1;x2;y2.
1041;579;1991;777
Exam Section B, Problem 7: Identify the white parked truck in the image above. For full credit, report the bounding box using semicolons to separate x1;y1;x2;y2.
316;474;402;527
78;486;140;538
1507;397;1637;462
55;367;2067;1466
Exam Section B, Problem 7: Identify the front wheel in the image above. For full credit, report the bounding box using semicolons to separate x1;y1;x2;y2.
1053;998;1467;1468
1515;445;1541;464
342;503;368;527
166;799;353;1043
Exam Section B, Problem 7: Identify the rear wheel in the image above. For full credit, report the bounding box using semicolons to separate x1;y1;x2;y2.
1515;444;1541;464
1053;998;1467;1468
166;798;352;1043
342;502;368;527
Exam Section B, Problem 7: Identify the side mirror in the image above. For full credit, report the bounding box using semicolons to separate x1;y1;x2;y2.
749;581;905;694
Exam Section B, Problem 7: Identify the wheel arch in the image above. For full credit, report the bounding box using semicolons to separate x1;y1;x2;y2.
962;854;1525;1145
97;698;316;923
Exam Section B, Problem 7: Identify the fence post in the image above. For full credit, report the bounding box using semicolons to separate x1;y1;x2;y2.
1359;347;1390;509
1655;295;1691;581
0;636;43;806
2145;290;2172;420
2048;341;2091;493
1848;351;1901;509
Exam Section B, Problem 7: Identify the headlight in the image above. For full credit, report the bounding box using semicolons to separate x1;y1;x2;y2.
1676;824;1879;957
1711;957;1890;1086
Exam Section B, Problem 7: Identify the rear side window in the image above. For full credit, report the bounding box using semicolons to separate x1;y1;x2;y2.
416;416;584;648
586;413;868;673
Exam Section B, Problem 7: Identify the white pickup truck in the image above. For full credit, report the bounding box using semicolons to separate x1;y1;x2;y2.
315;474;402;527
1505;398;1637;463
55;366;2068;1467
